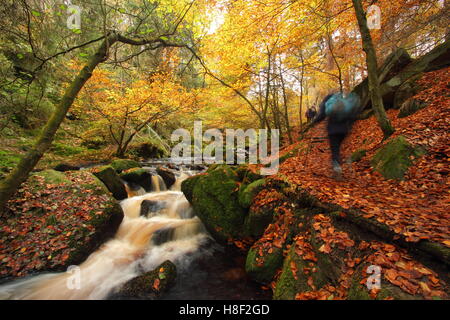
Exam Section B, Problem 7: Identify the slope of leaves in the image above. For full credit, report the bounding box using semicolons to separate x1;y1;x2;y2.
278;67;449;247
0;171;114;278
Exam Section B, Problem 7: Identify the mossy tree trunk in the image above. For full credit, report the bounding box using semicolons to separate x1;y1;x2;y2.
352;0;395;139
0;35;120;213
0;32;188;213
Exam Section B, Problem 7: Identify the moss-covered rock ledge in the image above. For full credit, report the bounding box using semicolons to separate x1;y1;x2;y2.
0;169;124;279
181;163;449;300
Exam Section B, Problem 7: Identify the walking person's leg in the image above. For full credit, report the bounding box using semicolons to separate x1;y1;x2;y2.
328;132;346;180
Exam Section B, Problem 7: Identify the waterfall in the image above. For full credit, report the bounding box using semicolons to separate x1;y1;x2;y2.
0;172;207;300
151;175;167;192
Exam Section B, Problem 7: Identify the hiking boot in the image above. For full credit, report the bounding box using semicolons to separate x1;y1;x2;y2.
332;161;343;181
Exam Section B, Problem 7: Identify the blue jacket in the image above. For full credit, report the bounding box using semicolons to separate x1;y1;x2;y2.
313;93;358;135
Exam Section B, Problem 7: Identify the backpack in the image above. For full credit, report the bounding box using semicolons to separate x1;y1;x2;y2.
325;93;360;122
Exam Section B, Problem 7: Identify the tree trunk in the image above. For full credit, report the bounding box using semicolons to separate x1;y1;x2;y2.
352;0;395;139
0;35;118;213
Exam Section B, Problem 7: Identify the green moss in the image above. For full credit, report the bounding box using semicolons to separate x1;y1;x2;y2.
245;246;284;284
351;149;367;163
93;165;128;200
30;169;71;185
273;246;311;300
189;165;246;242
181;174;204;203
0;150;21;175
110;159;140;173
118;260;177;298
371;136;426;180
238;179;266;208
51;142;85;156
348;265;419;300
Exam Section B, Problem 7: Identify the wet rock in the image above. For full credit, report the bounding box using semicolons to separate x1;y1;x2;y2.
181;165;247;243
152;228;175;245
167;163;180;171
116;260;177;299
140;200;165;217
93;165;128;200
371;135;426;180
110;159;140;173
120;168;153;192
156;166;176;189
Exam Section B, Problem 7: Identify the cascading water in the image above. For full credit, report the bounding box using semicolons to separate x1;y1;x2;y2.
0;168;270;300
0;171;208;300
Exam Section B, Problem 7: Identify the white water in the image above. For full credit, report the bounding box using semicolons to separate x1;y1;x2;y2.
0;172;208;300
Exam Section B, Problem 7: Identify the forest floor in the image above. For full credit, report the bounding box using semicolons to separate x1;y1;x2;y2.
277;67;449;249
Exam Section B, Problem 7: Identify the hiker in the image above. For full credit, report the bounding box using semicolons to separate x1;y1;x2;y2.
312;92;360;179
306;107;317;123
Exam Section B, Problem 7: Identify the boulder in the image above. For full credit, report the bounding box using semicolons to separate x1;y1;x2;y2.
398;98;428;118
29;169;71;187
128;142;167;159
181;165;247;243
16;170;124;274
352;48;413;112
93;165;128;200
156;166;176;189
116;260;177;299
245;245;284;285
140;200;165;217
110;159;140;173
120;168;153;192
273;244;326;300
238;179;266;209
371;136;426;180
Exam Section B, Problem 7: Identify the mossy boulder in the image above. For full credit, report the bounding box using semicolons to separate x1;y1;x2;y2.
398;98;428;118
181;165;246;243
29;169;71;187
348;264;419;300
235;165;263;183
110;159;140;173
14;170;124;274
120;168;153;192
180;173;204;203
371;136;426;180
93;165;128;200
273;245;326;300
238;179;266;208
116;260;177;299
245;245;284;285
244;205;274;238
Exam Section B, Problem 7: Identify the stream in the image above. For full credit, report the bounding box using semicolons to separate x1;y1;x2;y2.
0;164;270;300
